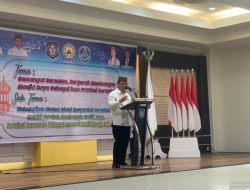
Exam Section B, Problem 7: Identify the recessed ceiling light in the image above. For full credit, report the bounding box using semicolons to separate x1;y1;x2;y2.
151;2;198;16
212;8;249;19
209;7;216;11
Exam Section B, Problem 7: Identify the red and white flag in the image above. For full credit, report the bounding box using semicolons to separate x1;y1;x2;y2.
191;74;201;132
186;75;195;131
168;76;178;132
175;75;183;132
180;75;188;131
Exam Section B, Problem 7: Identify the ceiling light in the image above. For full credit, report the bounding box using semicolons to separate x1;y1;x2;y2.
151;2;198;16
209;7;216;11
111;0;128;3
212;8;249;19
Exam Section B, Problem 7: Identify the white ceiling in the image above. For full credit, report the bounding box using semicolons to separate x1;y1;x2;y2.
57;0;250;29
0;0;250;54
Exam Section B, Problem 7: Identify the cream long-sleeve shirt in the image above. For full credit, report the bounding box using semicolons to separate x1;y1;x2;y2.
108;88;132;126
8;47;27;57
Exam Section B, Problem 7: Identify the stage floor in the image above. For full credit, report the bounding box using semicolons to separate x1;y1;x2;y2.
1;153;250;190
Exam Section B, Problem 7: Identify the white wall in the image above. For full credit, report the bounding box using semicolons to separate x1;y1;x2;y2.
208;44;250;152
0;143;32;164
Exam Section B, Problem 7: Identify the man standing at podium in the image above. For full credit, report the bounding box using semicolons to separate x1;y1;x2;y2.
108;76;132;169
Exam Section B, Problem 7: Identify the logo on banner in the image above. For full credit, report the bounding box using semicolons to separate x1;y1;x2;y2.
139;109;145;119
63;43;75;62
78;46;91;62
46;41;59;59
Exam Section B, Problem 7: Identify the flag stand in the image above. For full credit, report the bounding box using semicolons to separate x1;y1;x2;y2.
168;137;200;158
167;68;201;158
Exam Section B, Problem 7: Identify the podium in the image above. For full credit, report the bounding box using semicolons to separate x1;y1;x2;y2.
121;98;158;170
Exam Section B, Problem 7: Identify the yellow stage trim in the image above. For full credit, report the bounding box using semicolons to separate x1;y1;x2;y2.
33;140;97;167
97;155;113;161
0;161;31;171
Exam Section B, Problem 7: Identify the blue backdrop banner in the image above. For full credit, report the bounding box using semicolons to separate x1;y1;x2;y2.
0;27;136;143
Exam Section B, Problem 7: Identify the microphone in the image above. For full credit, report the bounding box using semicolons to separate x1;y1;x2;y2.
125;86;138;98
125;86;133;91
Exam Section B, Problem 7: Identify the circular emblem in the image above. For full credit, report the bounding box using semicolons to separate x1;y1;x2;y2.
63;43;75;62
46;41;59;59
78;46;91;62
139;109;145;119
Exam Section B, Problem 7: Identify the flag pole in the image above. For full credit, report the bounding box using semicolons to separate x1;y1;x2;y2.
172;126;174;138
191;68;196;138
181;69;184;138
187;69;191;138
171;68;174;138
175;69;180;138
143;47;158;167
